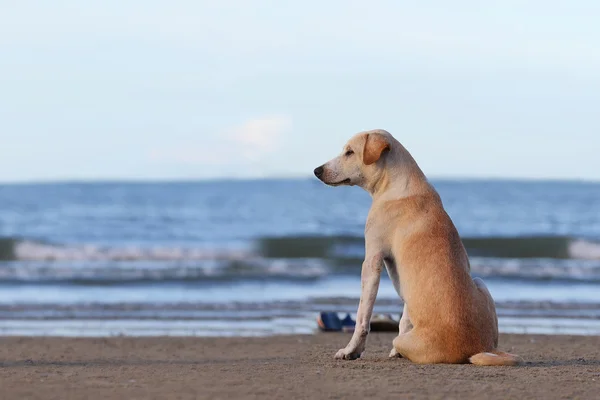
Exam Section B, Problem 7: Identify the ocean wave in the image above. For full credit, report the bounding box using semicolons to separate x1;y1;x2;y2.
258;235;600;260
2;236;600;284
469;257;600;282
0;258;599;284
0;258;329;284
1;238;250;262
4;235;600;262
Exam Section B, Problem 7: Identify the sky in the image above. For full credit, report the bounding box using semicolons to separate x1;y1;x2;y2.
1;1;599;182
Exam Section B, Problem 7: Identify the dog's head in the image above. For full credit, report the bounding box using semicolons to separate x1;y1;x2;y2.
314;129;393;189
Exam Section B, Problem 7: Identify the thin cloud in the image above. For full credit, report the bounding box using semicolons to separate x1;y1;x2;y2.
230;116;291;162
148;115;292;168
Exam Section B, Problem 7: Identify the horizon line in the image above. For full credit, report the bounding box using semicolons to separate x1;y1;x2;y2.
0;175;598;186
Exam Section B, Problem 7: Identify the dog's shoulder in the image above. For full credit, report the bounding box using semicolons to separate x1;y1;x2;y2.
376;192;442;220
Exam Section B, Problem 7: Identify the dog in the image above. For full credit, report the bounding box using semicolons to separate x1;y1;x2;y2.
314;129;522;365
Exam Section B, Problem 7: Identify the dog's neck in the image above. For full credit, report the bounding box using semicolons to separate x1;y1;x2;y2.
365;143;432;202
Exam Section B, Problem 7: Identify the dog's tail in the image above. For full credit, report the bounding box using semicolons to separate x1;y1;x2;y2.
469;350;523;366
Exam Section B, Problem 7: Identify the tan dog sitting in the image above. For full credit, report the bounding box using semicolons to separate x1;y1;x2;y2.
314;129;522;366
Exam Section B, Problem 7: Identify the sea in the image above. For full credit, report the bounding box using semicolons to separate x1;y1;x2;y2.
1;179;600;337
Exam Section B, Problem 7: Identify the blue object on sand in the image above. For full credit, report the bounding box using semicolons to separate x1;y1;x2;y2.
317;312;400;332
340;313;356;333
317;312;356;332
316;312;343;331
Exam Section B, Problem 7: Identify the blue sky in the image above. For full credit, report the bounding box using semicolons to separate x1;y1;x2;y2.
1;1;599;182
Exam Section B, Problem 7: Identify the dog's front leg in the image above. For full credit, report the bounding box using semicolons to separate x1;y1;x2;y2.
334;254;383;360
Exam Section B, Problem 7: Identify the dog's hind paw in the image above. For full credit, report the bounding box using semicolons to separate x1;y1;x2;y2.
388;348;402;358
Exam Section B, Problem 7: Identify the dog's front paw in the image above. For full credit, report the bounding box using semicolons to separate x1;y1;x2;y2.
334;348;362;360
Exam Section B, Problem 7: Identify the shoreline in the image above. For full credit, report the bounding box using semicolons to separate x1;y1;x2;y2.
0;333;598;399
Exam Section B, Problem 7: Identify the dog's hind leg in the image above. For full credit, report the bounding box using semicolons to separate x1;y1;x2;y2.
391;330;442;364
473;277;498;348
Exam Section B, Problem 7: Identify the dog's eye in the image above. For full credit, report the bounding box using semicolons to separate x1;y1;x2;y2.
345;150;354;156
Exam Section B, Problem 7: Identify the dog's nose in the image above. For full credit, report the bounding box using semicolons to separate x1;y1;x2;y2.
314;166;324;179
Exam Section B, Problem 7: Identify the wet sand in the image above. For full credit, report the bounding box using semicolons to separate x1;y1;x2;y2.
0;333;599;399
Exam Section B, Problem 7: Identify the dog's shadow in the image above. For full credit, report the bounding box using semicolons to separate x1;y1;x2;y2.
524;358;600;367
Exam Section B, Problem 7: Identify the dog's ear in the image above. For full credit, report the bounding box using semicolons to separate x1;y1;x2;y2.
363;133;390;165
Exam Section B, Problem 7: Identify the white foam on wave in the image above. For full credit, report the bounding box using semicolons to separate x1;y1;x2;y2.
0;258;330;282
10;238;600;282
568;239;600;260
6;241;331;282
14;240;250;262
469;256;600;281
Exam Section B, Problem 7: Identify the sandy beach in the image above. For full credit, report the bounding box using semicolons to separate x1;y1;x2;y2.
0;333;598;399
